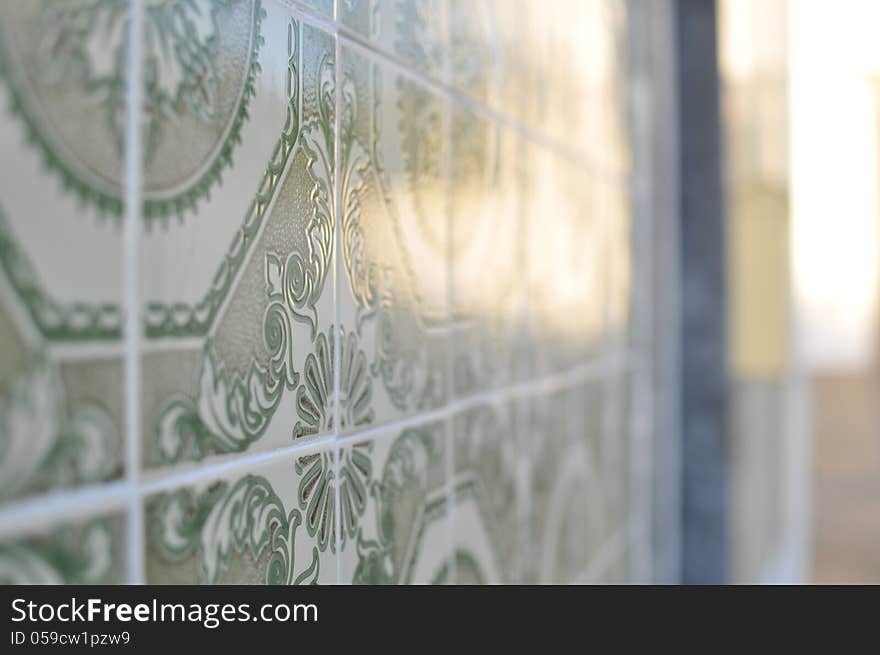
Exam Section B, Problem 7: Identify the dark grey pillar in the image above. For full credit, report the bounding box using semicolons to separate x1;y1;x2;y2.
675;0;728;583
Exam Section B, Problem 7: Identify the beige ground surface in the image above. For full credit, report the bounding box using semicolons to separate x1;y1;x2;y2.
813;371;880;583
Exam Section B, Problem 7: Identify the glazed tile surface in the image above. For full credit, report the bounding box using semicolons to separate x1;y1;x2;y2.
452;402;521;583
0;0;127;501
141;9;339;467
0;0;649;584
338;419;449;583
336;44;449;432
0;513;126;584
146;441;336;584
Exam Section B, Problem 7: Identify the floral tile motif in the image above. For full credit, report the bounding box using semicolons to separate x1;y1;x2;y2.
338;420;449;584
146;441;336;584
339;0;446;79
0;1;127;500
142;9;340;467
336;45;448;433
0;514;126;584
450;107;528;398
524;143;608;377
526;390;607;584
451;402;521;584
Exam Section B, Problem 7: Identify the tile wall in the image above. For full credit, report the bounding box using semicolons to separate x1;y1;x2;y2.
0;0;650;584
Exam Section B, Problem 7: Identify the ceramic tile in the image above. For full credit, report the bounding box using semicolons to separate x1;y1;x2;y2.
526;389;607;584
601;366;633;535
338;419;449;584
451;402;521;583
336;46;448;433
0;0;649;587
145;441;336;584
524;143;608;377
537;0;630;170
299;0;334;19
447;0;497;104
570;379;615;554
0;513;126;584
141;9;339;467
489;0;543;127
339;0;446;79
450;108;527;397
0;2;127;501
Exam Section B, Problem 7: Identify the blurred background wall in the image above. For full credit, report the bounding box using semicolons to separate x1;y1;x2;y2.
722;0;880;584
790;0;880;584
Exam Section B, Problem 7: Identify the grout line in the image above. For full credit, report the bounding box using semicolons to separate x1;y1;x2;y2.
47;336;206;361
140;435;335;496
123;0;145;586
0;482;131;540
333;20;343;586
335;356;623;446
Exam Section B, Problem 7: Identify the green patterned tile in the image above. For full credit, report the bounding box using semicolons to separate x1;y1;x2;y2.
524;144;608;377
447;0;497;104
338;420;449;584
336;46;448;433
146;441;336;584
450;108;527;397
141;9;339;467
451;402;520;584
0;0;648;588
526;390;606;584
0;1;127;500
339;0;446;79
0;513;126;584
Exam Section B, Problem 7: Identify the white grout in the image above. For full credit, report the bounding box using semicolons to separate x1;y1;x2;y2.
0;481;131;540
333;18;343;585
139;435;335;496
123;0;145;586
